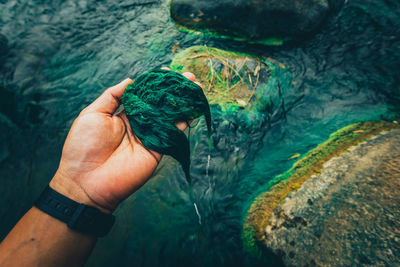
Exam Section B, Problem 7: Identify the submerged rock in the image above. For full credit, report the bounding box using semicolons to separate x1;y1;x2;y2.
170;0;341;45
0;34;8;57
243;121;400;266
170;46;278;109
0;112;19;164
0;34;8;65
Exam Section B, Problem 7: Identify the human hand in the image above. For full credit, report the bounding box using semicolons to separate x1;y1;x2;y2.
50;71;201;213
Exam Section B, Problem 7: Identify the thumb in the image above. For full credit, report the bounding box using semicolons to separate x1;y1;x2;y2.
83;78;133;114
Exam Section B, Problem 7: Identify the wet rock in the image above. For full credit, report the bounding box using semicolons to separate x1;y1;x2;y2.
170;0;340;44
170;46;276;109
243;121;400;266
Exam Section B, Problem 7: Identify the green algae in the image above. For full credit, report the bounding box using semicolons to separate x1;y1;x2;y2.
121;69;211;183
170;46;280;111
242;120;400;257
173;23;291;46
170;45;297;134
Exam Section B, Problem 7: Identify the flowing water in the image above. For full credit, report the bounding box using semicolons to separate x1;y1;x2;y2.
0;0;399;266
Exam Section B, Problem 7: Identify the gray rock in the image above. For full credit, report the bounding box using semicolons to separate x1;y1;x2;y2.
170;0;342;42
263;129;400;266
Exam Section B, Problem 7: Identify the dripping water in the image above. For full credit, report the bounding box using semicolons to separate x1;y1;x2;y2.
206;154;211;189
192;154;211;225
193;202;202;225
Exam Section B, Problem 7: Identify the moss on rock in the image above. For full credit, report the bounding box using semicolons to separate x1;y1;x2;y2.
170;46;275;109
173;23;291;46
242;120;400;257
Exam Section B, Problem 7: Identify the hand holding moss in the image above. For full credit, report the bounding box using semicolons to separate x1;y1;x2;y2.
50;71;203;213
0;70;208;267
121;69;211;183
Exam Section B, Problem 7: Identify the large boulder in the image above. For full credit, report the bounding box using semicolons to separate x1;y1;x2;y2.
170;0;341;44
243;121;400;266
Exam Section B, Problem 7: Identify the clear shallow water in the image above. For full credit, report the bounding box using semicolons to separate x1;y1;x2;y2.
0;0;399;266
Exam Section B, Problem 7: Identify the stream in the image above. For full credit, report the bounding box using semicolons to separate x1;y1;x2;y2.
0;0;399;266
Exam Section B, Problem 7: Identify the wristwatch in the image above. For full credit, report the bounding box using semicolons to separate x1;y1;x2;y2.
35;186;115;237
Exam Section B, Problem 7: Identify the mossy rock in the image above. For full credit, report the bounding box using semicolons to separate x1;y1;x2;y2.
170;46;274;109
170;0;344;45
242;120;400;259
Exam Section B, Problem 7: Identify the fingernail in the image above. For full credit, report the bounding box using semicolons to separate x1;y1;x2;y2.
123;78;133;84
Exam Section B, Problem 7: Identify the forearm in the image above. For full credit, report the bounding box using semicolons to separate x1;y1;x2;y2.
0;207;96;267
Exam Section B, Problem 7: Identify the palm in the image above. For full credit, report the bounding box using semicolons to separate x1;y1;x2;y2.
57;110;160;210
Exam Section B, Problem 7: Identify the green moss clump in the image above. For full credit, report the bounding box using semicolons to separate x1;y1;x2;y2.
122;69;211;183
242;120;400;257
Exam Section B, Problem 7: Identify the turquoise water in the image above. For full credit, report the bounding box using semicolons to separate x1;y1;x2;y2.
0;0;399;266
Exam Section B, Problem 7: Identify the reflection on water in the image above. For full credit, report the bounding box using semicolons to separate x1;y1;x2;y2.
0;0;399;266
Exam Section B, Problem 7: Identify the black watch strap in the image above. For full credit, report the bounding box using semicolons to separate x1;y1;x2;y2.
35;186;115;237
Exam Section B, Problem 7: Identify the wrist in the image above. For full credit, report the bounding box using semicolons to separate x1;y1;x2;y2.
50;172;114;214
